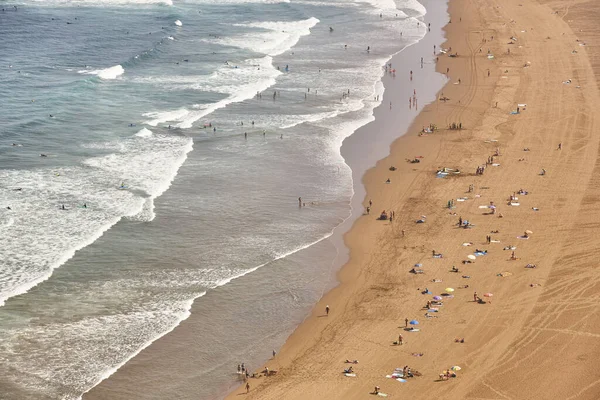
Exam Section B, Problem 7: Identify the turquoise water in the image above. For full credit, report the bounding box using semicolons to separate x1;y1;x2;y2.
0;0;428;398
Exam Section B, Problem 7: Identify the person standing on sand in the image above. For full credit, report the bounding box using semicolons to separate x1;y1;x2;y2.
405;318;409;328
298;197;302;207
326;305;330;315
558;142;562;150
474;291;478;302
399;334;403;345
246;382;250;393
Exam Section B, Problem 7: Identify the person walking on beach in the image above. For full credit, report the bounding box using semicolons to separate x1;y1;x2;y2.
298;197;302;207
326;305;330;316
398;334;404;345
246;382;250;393
558;142;562;150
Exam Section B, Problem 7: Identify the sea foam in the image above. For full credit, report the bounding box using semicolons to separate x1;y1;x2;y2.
79;65;125;80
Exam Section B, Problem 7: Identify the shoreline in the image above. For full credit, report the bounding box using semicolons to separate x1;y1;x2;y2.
226;0;600;398
83;1;448;398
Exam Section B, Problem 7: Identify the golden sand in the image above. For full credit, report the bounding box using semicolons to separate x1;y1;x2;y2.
227;0;600;398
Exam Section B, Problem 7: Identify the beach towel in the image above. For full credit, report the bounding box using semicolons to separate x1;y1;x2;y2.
377;393;388;397
345;373;356;377
396;378;407;383
510;202;520;206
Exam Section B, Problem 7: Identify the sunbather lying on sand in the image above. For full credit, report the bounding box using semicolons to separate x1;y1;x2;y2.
454;338;465;343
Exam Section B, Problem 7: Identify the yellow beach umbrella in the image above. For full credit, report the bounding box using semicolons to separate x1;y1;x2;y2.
445;288;455;293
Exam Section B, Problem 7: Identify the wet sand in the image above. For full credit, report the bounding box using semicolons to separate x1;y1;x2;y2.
226;0;600;398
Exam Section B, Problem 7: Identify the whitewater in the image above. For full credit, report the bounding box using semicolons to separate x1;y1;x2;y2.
0;0;431;398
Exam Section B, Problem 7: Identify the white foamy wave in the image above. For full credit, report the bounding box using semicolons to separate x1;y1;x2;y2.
0;133;192;307
24;0;173;5
208;17;319;57
401;0;427;16
360;0;397;11
143;56;281;128
79;65;124;80
143;108;190;127
135;127;153;138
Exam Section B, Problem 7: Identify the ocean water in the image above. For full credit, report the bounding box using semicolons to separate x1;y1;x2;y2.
0;0;428;398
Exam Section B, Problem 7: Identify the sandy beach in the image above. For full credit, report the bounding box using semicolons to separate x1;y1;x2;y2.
226;0;600;398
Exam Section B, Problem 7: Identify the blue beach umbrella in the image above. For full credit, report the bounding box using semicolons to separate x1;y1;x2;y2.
409;320;419;325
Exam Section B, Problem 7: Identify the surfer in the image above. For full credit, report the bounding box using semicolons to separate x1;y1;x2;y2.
61;204;66;210
83;203;87;208
329;27;333;32
40;153;47;157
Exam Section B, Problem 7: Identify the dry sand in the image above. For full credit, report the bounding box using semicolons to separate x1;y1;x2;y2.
227;0;600;398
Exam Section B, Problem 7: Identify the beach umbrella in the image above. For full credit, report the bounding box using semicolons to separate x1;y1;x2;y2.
450;366;461;371
409;319;419;325
525;230;533;234
445;288;455;293
433;296;442;300
414;263;423;267
427;308;438;312
484;293;493;297
467;255;477;260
